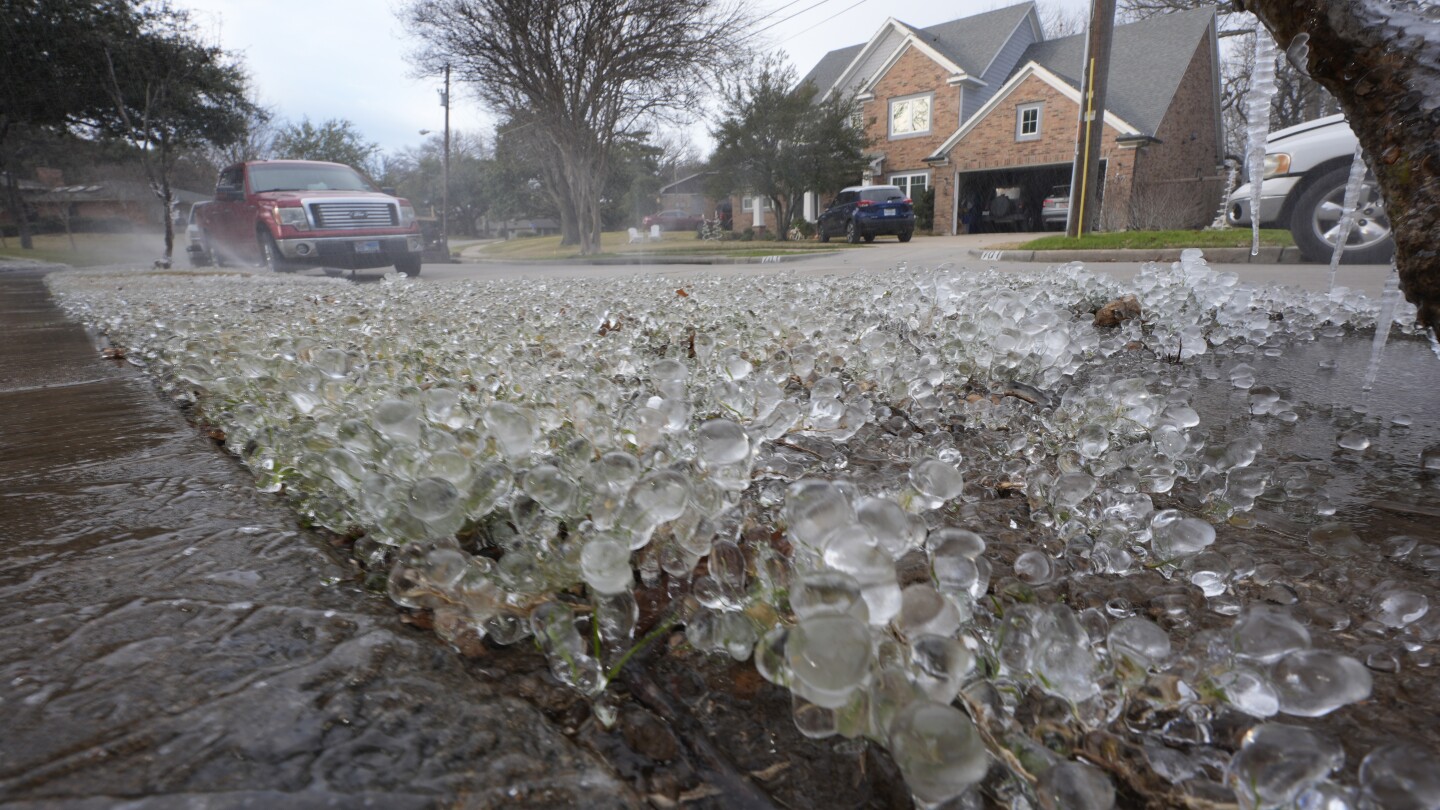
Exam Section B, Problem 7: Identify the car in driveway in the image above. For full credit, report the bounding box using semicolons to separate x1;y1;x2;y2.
1041;185;1069;230
642;209;703;232
817;185;915;243
1227;114;1392;264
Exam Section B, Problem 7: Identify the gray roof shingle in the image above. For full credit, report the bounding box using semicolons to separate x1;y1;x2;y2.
1019;5;1216;135
798;3;1037;94
906;3;1037;77
798;43;863;95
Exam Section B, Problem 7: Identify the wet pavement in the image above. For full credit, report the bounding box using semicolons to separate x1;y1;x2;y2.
0;265;638;808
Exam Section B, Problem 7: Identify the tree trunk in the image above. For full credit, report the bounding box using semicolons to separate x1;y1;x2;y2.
161;174;175;263
1241;0;1440;332
1;151;35;250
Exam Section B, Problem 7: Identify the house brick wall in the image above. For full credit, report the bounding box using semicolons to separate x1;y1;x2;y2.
862;44;961;177
856;42;960;233
932;72;1138;233
1130;31;1225;229
727;194;779;233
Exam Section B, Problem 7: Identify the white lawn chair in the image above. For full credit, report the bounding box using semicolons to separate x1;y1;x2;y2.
627;227;642;244
649;224;662;241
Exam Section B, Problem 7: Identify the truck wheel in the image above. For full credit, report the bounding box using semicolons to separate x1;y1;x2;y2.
394;256;422;277
201;233;225;267
1290;165;1394;264
188;244;213;268
259;232;291;273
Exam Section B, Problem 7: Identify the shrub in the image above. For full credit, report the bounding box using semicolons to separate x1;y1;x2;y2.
914;186;935;231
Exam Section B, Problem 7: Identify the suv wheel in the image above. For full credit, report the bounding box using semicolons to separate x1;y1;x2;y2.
1290;165;1393;264
845;220;860;244
898;231;913;243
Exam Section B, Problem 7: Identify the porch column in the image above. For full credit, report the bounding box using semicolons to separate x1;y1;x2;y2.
752;196;764;228
803;191;816;222
951;170;960;235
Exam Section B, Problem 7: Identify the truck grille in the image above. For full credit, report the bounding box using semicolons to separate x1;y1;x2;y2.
311;201;397;229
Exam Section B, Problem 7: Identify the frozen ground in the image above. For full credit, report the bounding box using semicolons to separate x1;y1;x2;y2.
26;252;1440;808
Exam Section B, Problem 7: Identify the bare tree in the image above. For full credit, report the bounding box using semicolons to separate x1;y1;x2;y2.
98;2;251;263
400;0;750;254
651;129;704;187
205;94;276;169
1036;1;1088;38
1121;1;1337;161
1240;0;1440;333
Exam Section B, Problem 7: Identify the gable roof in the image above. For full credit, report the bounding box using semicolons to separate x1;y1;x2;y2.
927;61;1143;159
798;3;1037;96
1019;5;1216;136
659;171;715;195
798;43;864;97
908;3;1038;78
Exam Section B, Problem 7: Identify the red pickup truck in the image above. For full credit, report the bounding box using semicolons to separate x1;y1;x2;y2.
191;160;424;276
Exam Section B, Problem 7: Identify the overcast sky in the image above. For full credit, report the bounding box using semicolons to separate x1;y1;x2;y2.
181;0;1091;158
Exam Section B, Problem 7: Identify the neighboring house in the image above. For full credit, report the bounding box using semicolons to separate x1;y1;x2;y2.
0;173;54;229
657;171;718;218
28;180;208;230
799;3;1224;233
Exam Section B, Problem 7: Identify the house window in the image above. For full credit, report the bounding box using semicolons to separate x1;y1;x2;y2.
1016;103;1043;141
740;196;772;212
889;172;929;200
889;93;932;138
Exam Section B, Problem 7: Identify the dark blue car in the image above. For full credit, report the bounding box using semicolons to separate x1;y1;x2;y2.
817;185;916;243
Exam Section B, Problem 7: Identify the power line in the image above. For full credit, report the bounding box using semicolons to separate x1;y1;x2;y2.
745;0;847;42
775;0;873;45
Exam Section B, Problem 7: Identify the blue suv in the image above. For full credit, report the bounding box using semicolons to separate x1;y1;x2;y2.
817;185;916;243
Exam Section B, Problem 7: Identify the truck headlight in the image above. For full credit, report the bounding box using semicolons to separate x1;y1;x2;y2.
398;204;417;227
1262;153;1291;179
276;206;309;230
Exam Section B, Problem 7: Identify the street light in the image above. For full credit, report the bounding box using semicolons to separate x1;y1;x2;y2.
438;65;450;246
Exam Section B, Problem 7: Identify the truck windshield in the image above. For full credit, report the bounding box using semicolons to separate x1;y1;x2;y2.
249;164;375;193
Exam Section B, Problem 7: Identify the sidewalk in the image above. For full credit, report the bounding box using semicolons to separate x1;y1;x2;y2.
965;244;1304;264
458;231;1304;266
0;264;636;808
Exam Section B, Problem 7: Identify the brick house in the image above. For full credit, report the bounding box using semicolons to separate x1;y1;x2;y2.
799;4;1224;234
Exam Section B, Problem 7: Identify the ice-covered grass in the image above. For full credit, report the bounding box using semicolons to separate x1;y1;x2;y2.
47;253;1438;808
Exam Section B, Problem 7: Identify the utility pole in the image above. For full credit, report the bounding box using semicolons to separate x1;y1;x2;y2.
440;63;451;247
1066;0;1115;238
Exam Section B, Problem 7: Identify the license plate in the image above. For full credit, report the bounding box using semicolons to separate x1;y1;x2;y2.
356;240;381;254
883;208;895;216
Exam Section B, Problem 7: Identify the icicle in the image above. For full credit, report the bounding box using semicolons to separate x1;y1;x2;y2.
1327;144;1369;291
1210;159;1240;230
1362;262;1402;392
1245;29;1278;256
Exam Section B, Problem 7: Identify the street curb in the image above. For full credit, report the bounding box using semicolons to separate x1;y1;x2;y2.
966;246;1305;264
458;250;841;266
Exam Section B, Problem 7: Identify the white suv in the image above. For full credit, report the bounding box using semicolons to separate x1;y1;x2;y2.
1227;114;1392;264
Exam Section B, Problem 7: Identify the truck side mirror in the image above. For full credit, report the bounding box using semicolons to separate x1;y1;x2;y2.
381;186;397;196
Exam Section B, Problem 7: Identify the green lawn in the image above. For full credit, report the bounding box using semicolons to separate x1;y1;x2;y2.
1014;228;1295;251
0;231;172;267
471;229;861;260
